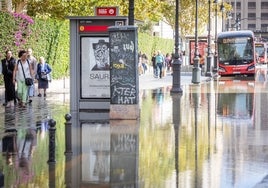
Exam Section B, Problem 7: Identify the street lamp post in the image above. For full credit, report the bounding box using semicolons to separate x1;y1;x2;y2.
192;0;201;84
205;0;212;77
226;11;232;31
213;0;218;74
220;2;225;32
128;0;134;25
235;13;241;30
171;0;183;93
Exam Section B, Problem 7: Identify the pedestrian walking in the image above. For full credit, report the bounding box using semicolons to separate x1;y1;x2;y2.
1;50;16;107
141;53;148;74
151;52;157;77
138;56;144;75
13;50;34;108
27;48;37;103
36;57;52;97
155;50;165;79
165;53;172;73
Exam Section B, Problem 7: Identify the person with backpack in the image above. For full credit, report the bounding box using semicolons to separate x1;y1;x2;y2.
155;50;165;79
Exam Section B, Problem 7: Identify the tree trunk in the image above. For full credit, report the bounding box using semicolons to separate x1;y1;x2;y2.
14;1;27;13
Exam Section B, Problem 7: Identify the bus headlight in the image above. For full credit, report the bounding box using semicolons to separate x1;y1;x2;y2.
247;65;255;71
218;67;226;72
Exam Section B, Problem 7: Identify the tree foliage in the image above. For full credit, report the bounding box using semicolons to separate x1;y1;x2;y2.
12;0;220;37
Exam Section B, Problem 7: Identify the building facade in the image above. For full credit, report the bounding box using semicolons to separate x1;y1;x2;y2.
228;0;268;40
152;19;174;39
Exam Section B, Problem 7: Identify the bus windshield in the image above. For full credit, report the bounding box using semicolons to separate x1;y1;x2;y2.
218;37;254;64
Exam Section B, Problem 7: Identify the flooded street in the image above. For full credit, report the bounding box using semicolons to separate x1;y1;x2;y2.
138;77;268;188
0;69;268;187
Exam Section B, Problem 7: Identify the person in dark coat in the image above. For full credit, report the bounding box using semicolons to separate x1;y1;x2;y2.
1;50;16;107
36;57;52;97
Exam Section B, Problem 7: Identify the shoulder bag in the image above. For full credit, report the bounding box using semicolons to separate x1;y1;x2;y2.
20;60;33;86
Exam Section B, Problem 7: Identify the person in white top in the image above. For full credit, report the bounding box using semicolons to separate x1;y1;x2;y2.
27;48;37;103
13;50;34;108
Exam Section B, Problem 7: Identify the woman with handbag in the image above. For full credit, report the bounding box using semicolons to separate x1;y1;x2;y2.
13;50;34;108
36;56;52;97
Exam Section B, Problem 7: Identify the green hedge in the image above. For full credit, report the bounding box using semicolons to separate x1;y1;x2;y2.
0;11;174;84
26;18;70;79
138;32;174;64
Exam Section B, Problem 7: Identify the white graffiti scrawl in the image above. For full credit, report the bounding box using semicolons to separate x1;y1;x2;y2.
112;84;136;104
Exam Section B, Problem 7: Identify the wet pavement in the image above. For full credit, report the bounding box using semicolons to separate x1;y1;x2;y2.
0;66;268;188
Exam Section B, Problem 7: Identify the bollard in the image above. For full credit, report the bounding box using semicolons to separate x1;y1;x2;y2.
47;119;56;164
48;163;56;188
0;172;4;188
65;153;73;188
64;114;72;154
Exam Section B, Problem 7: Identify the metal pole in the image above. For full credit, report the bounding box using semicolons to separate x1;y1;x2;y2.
171;0;183;93
221;2;224;32
192;0;201;84
205;0;212;77
227;12;230;31
128;0;134;25
213;0;218;74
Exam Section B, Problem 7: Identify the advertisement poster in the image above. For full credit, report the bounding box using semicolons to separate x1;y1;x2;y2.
81;37;110;98
189;40;208;65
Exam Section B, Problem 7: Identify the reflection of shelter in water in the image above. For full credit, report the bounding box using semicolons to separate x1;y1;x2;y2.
93;150;110;181
80;121;139;187
81;123;110;183
110;121;139;187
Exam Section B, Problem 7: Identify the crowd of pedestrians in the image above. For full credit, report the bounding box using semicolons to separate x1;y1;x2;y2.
1;48;52;108
139;50;175;79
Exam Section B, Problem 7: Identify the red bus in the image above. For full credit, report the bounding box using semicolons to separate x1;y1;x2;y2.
255;42;267;64
217;30;256;77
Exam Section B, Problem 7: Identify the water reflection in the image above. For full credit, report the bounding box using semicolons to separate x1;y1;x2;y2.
73;120;139;187
17;127;37;184
217;81;254;120
81;122;110;183
139;80;268;188
171;93;181;188
1;77;268;187
0;102;68;187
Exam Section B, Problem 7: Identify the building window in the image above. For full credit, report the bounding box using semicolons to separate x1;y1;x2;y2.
248;13;256;20
261;24;268;31
261;2;268;9
231;2;241;10
248;2;256;9
237;2;241;9
248;24;255;30
261;13;268;20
